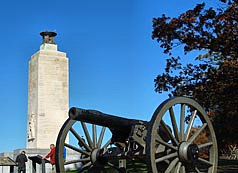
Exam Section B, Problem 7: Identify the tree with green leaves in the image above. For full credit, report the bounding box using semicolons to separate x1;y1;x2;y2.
152;0;238;150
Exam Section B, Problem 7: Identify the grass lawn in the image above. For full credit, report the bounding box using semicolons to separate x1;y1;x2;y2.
65;159;238;173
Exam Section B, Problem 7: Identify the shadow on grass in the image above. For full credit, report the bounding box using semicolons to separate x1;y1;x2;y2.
66;160;147;173
218;159;238;173
66;159;238;173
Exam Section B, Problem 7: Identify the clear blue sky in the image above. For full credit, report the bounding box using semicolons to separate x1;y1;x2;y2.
0;0;220;153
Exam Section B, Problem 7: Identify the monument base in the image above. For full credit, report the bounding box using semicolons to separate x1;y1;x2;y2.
0;148;80;173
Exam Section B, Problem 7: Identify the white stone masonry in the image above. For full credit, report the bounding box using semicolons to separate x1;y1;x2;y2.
27;43;69;149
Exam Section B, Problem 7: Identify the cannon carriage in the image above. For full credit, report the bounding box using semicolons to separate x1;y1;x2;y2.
55;97;218;172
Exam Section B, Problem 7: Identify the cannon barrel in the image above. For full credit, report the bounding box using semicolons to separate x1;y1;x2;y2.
69;107;145;132
69;107;171;142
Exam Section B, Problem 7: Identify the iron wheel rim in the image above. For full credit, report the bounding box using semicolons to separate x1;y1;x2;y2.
146;97;218;173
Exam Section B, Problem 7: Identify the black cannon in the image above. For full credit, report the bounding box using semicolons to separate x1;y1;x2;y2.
55;97;218;173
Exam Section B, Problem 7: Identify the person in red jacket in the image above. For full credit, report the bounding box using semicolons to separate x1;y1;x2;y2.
43;144;56;173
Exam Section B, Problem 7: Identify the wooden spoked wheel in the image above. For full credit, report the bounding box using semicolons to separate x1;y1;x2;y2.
55;118;114;172
146;97;218;173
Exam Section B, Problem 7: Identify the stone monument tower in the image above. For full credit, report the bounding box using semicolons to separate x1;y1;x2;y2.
27;31;69;149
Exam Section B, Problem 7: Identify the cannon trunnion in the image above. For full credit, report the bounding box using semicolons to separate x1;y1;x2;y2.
56;97;218;173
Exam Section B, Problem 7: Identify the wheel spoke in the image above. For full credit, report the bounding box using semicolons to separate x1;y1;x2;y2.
102;138;111;149
97;127;106;148
92;124;97;148
195;166;202;173
180;104;185;141
165;157;179;173
81;122;94;148
198;142;213;149
155;152;177;163
64;157;90;165
198;157;213;166
79;162;92;173
161;120;179;146
169;107;180;142
174;161;181;173
181;165;186;173
155;138;177;151
64;143;90;156
188;123;207;144
70;128;92;151
185;110;197;141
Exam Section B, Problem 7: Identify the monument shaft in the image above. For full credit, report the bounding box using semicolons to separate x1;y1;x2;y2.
27;32;69;148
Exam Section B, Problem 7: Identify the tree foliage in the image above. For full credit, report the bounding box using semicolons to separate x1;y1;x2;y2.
190;127;209;158
152;0;238;148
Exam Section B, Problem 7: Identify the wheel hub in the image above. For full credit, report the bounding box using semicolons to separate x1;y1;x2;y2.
178;142;199;163
90;148;108;166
